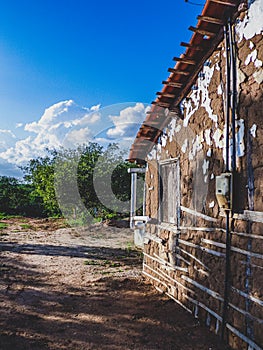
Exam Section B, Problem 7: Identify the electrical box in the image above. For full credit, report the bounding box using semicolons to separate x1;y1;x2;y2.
215;173;232;210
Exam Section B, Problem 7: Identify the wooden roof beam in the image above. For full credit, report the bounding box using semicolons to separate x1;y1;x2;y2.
210;0;237;6
173;56;196;65
180;42;205;51
133;140;152;146
152;101;171;108
156;92;176;99
162;80;183;88
168;68;190;75
143;122;163;127
188;26;216;37
197;15;224;25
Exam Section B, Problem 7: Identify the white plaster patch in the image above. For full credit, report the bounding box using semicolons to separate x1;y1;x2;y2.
147;147;157;160
244;50;262;69
204;129;212;146
167;118;177;142
254;59;263;68
189;134;203;160
236;119;245;157
245;49;257;65
217;84;222;95
236;0;263;42
209;201;215;208
175;124;182;133
182;64;218;127
181;139;188;153
202;159;209;175
207;148;212;157
161;134;167;147
249;41;254;49
210;173;214;180
253;69;263;84
237;69;246;87
200;65;218;123
250;124;257;138
213;129;224;149
182;93;199;127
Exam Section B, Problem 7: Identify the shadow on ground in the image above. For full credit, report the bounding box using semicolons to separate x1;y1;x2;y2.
0;238;230;350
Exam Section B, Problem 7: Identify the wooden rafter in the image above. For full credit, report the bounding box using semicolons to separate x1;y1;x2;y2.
156;92;176;99
180;42;205;51
172;56;196;65
152;101;171;108
189;26;216;37
162;81;183;88
197;15;224;25
210;0;237;6
168;68;190;75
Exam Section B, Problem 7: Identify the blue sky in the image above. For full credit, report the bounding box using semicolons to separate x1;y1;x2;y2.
0;0;204;177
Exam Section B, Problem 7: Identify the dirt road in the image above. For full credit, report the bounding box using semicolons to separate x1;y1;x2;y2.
0;218;229;349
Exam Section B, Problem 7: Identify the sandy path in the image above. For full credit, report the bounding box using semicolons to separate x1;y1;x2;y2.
0;221;229;349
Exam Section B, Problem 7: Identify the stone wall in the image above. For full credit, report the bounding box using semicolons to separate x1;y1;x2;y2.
143;2;263;349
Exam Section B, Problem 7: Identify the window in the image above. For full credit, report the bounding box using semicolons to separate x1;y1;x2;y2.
159;158;180;225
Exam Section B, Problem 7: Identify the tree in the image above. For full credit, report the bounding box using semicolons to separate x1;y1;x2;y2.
23;152;60;217
0;176;44;216
19;142;143;220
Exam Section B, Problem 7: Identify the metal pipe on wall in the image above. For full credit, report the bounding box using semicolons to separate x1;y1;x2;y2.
224;24;231;173
221;18;237;341
229;20;237;173
130;172;137;229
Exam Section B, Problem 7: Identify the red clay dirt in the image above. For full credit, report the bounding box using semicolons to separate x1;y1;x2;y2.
0;218;230;350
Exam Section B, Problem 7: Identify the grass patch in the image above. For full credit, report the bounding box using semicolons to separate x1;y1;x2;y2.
0;222;8;230
84;259;121;268
20;223;33;230
0;213;22;220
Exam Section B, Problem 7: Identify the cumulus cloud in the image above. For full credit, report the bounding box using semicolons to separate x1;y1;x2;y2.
0;129;17;152
0;129;16;139
0;100;102;166
24;99;98;133
15;123;23;128
107;103;149;138
64;127;94;148
0;100;149;176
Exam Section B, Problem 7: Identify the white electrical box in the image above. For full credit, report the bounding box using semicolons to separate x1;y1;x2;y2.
215;173;232;210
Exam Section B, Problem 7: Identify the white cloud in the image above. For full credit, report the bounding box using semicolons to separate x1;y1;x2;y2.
64;127;94;148
0;129;17;152
0;100;149;175
0;100;102;166
76;111;101;126
15;123;23;128
24;99;97;133
107;103;149;138
0;129;16;138
90;104;101;111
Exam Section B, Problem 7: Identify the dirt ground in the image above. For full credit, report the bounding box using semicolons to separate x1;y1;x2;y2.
0;218;230;350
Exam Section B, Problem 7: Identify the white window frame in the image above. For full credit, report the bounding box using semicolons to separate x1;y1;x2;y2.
158;157;180;226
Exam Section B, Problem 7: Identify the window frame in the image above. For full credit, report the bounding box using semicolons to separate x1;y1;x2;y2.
158;157;180;226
